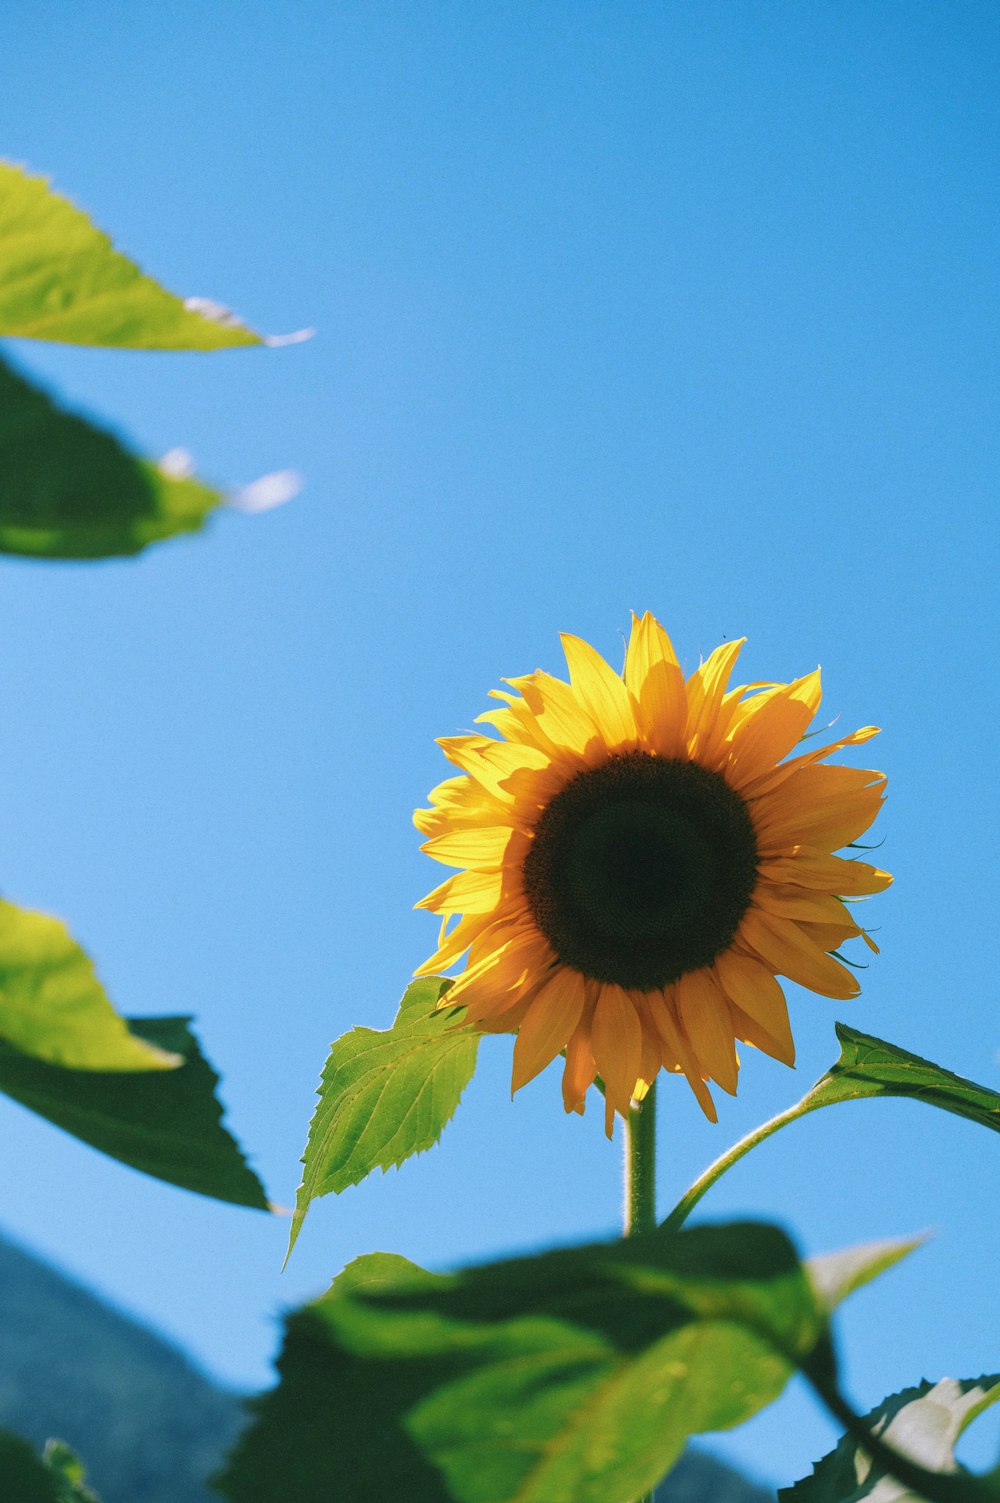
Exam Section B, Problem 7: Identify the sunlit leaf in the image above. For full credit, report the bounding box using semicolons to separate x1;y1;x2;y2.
0;1432;100;1501
219;1225;914;1503
781;1376;1000;1502
0;1014;269;1208
0;161;261;350
288;979;479;1257
0;900;177;1071
0;352;224;558
808;1026;1000;1131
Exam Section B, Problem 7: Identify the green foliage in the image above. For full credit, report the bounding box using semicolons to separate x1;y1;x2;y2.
219;1224;914;1503
0;1015;268;1208
808;1025;1000;1131
0;1431;100;1501
0;352;224;558
781;1376;1000;1503
288;979;480;1256
0;900;178;1071
0;162;260;350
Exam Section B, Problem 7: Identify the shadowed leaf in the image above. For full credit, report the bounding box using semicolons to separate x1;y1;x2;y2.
0;352;224;557
0;1432;100;1501
219;1225;914;1503
781;1376;1000;1502
0;1015;269;1209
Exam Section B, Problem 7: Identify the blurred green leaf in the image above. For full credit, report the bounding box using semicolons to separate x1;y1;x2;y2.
0;352;224;558
0;900;177;1071
0;1432;100;1501
781;1376;1000;1503
288;979;479;1257
0;1014;269;1208
219;1225;913;1503
0;161;260;349
809;1026;1000;1131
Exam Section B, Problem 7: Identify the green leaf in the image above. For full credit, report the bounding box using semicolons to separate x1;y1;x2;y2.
808;1026;1000;1131
218;1224;913;1503
0;1014;269;1208
0;161;261;349
0;351;225;558
663;1025;1000;1232
781;1376;1000;1503
288;978;480;1258
0;1432;100;1501
0;900;178;1071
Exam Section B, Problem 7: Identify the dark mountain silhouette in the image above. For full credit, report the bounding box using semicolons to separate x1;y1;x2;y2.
0;1230;773;1502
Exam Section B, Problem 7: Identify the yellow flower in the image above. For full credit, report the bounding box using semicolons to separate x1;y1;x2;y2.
414;614;890;1134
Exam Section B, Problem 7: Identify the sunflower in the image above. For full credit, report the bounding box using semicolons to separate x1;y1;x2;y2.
414;614;889;1134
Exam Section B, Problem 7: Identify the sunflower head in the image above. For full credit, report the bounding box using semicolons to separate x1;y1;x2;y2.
414;613;890;1135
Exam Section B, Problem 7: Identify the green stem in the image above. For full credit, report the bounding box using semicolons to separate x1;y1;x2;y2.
624;1079;657;1237
660;1090;824;1234
624;1081;657;1503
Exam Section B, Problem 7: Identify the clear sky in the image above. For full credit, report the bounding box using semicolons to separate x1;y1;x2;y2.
2;1;999;1489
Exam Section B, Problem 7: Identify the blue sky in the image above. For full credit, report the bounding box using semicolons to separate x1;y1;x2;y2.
2;1;999;1488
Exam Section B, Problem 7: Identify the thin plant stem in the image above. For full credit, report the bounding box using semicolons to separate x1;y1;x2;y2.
624;1080;657;1503
659;1093;825;1234
624;1079;657;1237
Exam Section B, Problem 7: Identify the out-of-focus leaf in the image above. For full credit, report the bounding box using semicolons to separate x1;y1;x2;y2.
218;1225;914;1503
0;1431;100;1501
781;1376;1000;1502
0;900;176;1071
0;1014;269;1208
288;979;479;1257
0;352;223;557
0;161;260;349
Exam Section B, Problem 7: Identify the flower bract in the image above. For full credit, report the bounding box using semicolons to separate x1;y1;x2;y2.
414;613;889;1133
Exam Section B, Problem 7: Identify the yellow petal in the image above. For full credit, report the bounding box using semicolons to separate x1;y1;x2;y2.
739;725;880;801
752;884;853;926
562;1017;599;1114
632;1001;665;1098
590;983;643;1122
643;988;718;1122
751;765;886;853
794;917;862;950
448;929;553;1016
413;911;496;975
758;849;893;896
739;909;860;1000
624;612;687;757
560;633;638;748
512;968;587;1092
685;639;746;759
436;735;550;799
420;826;515;871
414;779;522;837
724;670;822;788
714;951;795;1066
507;671;601;757
727;1000;795;1069
675;968;739;1095
415;869;504;916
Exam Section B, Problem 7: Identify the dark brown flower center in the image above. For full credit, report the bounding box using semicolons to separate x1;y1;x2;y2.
522;752;758;989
